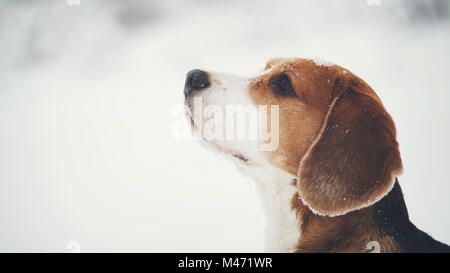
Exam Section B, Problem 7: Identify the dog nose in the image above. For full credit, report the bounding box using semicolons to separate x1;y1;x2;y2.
184;69;210;97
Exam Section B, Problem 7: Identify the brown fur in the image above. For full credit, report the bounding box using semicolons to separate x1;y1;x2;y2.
298;74;402;216
246;58;450;252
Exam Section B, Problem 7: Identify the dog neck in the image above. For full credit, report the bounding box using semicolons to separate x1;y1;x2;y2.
242;163;413;252
238;163;301;252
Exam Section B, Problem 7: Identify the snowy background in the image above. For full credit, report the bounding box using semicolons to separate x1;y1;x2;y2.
1;0;449;252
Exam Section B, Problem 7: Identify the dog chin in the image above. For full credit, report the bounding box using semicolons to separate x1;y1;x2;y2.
202;139;251;165
184;102;252;165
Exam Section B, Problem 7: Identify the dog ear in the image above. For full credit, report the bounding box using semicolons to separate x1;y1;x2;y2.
297;77;403;217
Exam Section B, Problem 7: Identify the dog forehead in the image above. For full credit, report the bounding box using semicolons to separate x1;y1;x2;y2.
264;57;304;71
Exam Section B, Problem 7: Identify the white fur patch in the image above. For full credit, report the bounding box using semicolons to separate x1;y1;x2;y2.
187;72;268;163
311;56;333;67
186;71;301;252
241;164;300;252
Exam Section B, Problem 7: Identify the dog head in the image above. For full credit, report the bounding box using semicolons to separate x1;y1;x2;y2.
184;57;402;217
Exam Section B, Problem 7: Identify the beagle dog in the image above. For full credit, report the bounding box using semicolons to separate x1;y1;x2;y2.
183;58;450;253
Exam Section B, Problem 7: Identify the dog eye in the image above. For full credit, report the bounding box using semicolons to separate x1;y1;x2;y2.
269;74;295;96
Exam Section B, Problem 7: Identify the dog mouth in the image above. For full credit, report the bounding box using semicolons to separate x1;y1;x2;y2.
185;104;250;164
214;146;250;164
230;151;249;162
203;137;251;164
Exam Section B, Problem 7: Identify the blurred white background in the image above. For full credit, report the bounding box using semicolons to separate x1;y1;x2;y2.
0;0;449;252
